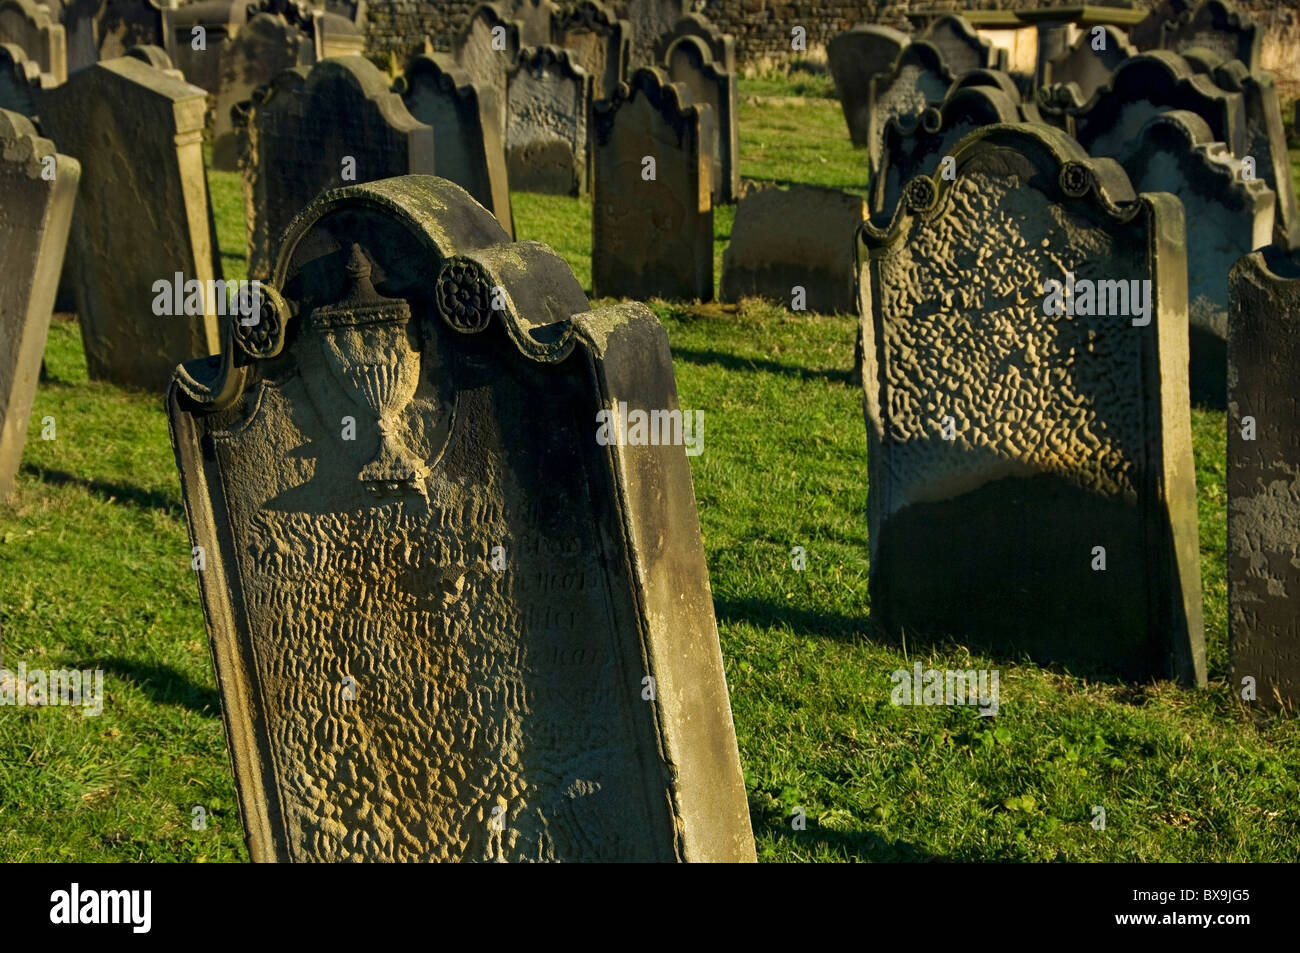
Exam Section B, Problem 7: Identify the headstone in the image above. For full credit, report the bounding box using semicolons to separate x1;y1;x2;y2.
400;53;513;237
654;12;733;74
505;45;591;195
592;67;712;301
64;0;175;74
238;55;435;281
167;174;755;862
1044;24;1135;102
0;107;78;502
1070;51;1245;160
451;3;521;138
1161;0;1261;72
920;13;1007;74
612;0;683;70
1116;109;1273;406
211;12;311;171
856;122;1206;685
509;0;556;48
552;0;627;102
1227;245;1300;711
124;41;177;74
0;41;43;117
169;0;246;95
1131;0;1194;52
720;183;865;314
867;41;955;181
662;33;735;203
0;0;65;84
826;25;908;149
311;9;364;59
39;56;221;390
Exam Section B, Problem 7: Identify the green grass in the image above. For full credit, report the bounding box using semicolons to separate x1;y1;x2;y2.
2;81;1299;863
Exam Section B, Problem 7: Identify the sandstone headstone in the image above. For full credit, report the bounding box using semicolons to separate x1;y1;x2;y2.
553;0;627;102
1044;24;1135;102
64;0;175;74
400;53;513;237
720;184;865;314
0;108;78;501
663;33;735;203
167;173;755;862
857;122;1206;685
653;12;733;74
509;0;556;48
239;55;434;281
826;24;908;149
593;67;712;301
505;45;591;195
1161;0;1261;72
867;41;955;181
451;3;521;138
0;0;65;84
1228;245;1300;711
612;0;683;70
920;13;1007;74
39;56;221;390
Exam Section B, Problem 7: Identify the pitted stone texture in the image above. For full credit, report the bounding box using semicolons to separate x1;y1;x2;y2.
867;41;954;182
168;175;755;862
827;24;907;150
505;45;591;195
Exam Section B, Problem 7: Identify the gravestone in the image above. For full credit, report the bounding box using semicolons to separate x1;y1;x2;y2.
39;55;221;390
720;183;865;314
592;67;712;301
212;12;311;171
920;13;1007;74
663;34;735;203
400;53;513;237
553;0;627;102
505;45;591;195
0;0;65;84
612;0;684;70
1227;245;1300;711
1131;0;1193;52
1161;0;1260;72
654;12;733;74
875;84;1021;216
857;122;1206;685
169;0;246;95
239;55;434;281
167;174;755;862
0;41;43;117
1044;24;1135;102
1115;109;1273;407
826;25;908;149
64;0;175;74
0;108;78;502
451;3;521;138
867;41;955;180
509;0;556;47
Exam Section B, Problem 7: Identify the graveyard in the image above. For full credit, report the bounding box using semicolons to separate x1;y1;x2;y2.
2;1;1300;863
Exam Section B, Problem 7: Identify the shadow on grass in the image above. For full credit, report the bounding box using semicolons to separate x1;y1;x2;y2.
754;818;946;861
100;657;220;716
670;345;853;384
715;595;868;641
21;465;183;516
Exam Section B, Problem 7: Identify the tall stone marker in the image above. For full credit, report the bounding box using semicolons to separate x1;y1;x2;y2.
826;25;908;150
920;13;1007;74
451;3;521;138
509;0;557;48
400;53;514;237
39;56;221;390
0;0;65;85
553;0;628;102
867;41;954;181
654;12;734;74
0;108;78;501
857;123;1206;686
239;55;434;280
613;0;684;69
1228;246;1300;711
662;33;735;204
167;174;755;862
505;45;591;195
593;67;712;302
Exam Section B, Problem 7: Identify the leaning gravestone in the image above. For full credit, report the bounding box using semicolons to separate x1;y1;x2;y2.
1161;0;1260;72
593;67;712;302
451;3;521;138
0;0;65;85
920;13;1007;74
0;108;78;502
1115;109;1273;407
826;25;908;149
553;0;628;102
0;41;42;117
239;55;434;281
662;34;735;203
64;0;175;74
1228;245;1300;711
867;41;954;180
39;56;221;390
654;12;733;74
167;174;755;862
1044;24;1135;101
505;45;591;195
400;53;514;237
720;183;865;314
857;122;1206;685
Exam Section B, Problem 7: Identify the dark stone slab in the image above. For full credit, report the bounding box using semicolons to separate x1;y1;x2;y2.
826;24;908;150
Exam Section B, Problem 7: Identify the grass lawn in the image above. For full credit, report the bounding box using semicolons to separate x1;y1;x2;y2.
2;79;1299;862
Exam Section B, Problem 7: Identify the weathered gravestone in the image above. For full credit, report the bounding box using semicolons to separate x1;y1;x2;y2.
0;108;78;502
826;25;908;150
920;13;1007;74
1116;109;1273;407
1228;245;1300;711
0;41;44;117
238;55;434;281
1044;24;1135;102
1131;0;1194;52
593;67;712;301
1161;0;1260;72
167;174;755;862
0;0;65;84
654;12;733;74
662;33;735;203
508;0;556;48
553;0;628;102
169;0;246;96
505;45;591;195
64;0;175;74
452;3;521;138
39;55;222;390
720;183;865;314
399;53;513;237
867;41;954;180
612;0;684;70
211;12;311;171
857;122;1206;685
